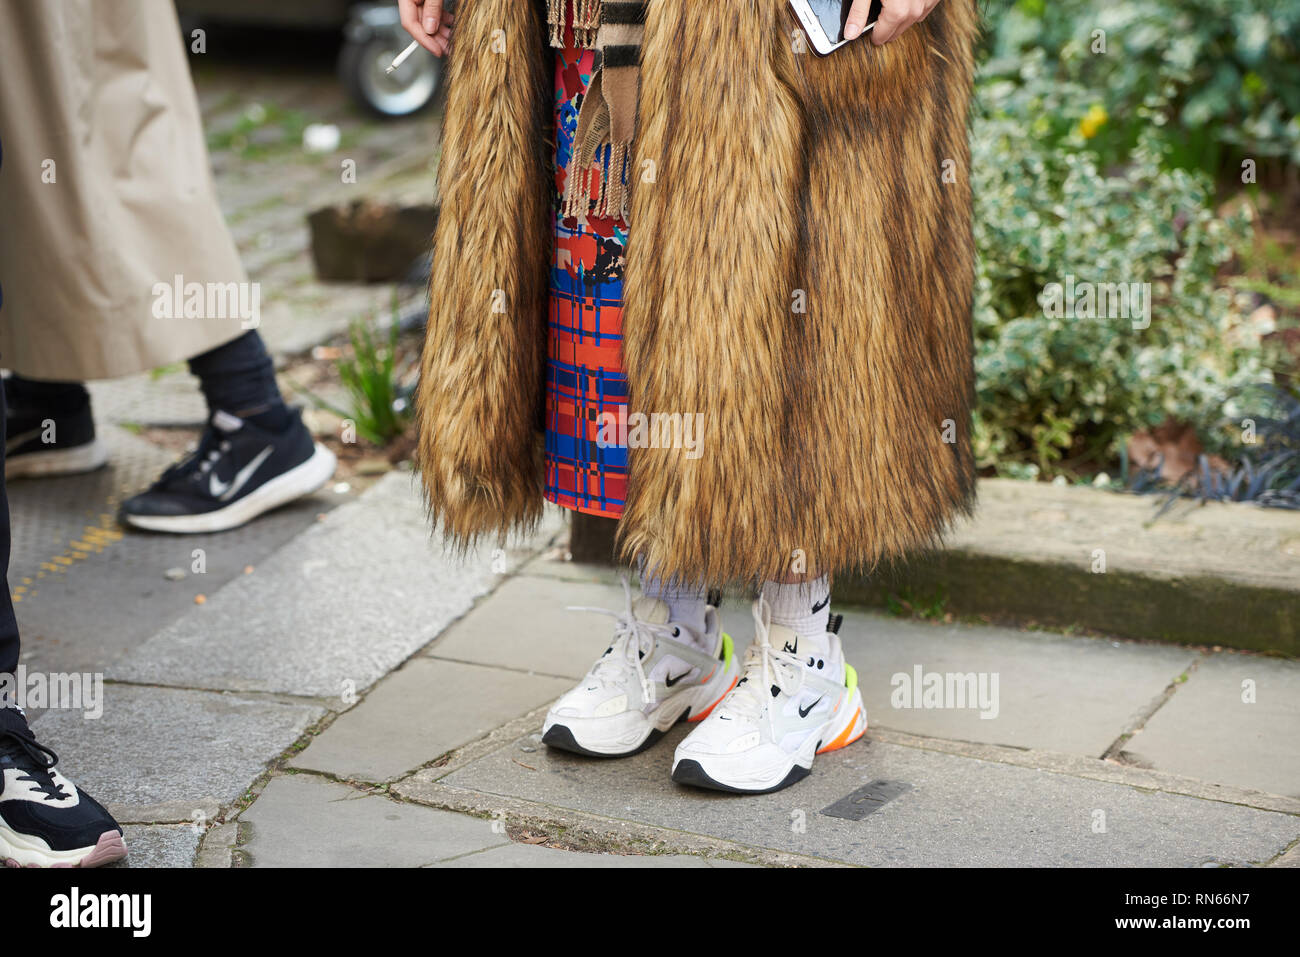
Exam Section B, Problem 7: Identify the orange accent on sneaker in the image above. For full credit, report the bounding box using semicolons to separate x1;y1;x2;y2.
689;676;739;722
816;708;865;754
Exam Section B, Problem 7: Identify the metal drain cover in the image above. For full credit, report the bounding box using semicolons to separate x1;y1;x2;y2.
821;780;912;821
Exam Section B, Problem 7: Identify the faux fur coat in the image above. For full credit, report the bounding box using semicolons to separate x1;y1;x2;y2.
416;0;980;586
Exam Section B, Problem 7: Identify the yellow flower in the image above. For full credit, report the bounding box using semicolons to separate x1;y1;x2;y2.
1079;104;1108;139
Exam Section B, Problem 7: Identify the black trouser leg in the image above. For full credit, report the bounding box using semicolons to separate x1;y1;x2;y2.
5;374;89;415
0;394;21;681
187;330;284;419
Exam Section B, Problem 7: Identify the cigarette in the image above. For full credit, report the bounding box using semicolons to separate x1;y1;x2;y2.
386;40;420;74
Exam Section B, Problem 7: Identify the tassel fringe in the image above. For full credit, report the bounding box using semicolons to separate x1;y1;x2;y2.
559;140;630;223
548;0;602;49
552;0;634;223
548;0;634;222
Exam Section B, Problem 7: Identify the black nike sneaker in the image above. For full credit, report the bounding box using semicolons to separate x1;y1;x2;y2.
0;707;127;867
118;408;336;533
3;388;107;479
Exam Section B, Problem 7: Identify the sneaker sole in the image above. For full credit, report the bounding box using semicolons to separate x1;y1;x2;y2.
0;828;128;868
541;722;672;759
671;758;811;795
672;686;867;795
5;439;108;479
121;443;337;534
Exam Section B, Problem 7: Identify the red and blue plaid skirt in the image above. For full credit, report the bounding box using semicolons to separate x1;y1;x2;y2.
544;31;629;519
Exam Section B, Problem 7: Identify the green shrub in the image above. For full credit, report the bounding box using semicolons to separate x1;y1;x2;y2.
971;62;1271;474
335;316;411;447
979;0;1300;173
297;306;413;448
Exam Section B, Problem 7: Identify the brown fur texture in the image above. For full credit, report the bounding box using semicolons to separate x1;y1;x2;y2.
416;0;551;546
418;0;979;584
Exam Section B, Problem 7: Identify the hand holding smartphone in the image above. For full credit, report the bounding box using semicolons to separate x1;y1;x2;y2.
788;0;882;56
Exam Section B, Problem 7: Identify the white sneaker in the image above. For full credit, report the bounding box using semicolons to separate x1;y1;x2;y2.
672;598;867;793
542;579;740;758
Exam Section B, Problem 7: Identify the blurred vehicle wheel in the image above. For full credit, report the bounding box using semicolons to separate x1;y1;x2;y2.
339;26;440;118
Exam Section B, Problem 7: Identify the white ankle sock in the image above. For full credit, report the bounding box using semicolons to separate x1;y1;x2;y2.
761;576;831;642
638;567;710;648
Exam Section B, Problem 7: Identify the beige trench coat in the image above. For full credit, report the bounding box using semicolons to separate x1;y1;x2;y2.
0;0;246;381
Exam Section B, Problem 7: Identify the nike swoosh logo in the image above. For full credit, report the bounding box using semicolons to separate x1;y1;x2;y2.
210;445;274;501
5;429;45;455
664;669;691;688
811;595;830;613
798;696;824;718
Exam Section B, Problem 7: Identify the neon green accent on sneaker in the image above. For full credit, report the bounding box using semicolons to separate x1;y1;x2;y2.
845;663;858;693
721;632;734;668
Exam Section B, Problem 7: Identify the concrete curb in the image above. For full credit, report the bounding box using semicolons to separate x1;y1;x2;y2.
836;553;1298;657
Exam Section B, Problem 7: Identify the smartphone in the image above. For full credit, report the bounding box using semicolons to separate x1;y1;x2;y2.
788;0;882;56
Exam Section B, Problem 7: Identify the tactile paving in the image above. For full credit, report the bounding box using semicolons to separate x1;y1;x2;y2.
6;423;345;675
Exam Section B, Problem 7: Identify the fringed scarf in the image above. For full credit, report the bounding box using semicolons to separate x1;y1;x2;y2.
547;0;645;221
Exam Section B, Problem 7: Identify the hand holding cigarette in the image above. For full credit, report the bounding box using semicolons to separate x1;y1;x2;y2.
397;0;455;57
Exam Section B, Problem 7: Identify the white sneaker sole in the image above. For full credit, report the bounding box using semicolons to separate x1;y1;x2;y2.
673;685;867;794
122;443;337;534
0;826;127;868
543;647;741;758
5;439;108;478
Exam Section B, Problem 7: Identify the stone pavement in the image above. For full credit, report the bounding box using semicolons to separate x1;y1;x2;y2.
208;480;1299;868
16;465;1300;868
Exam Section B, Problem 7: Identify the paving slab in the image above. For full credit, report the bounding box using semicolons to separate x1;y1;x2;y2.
835;610;1199;756
194;822;240;869
8;423;343;677
426;576;633;679
256;287;417;359
518;554;624;586
1123;652;1300;797
439;728;1300;867
289;658;572;782
88;373;209;428
239;773;508;867
29;685;323;818
8;425;173;586
114;825;202;869
429;843;753;868
109;473;564;697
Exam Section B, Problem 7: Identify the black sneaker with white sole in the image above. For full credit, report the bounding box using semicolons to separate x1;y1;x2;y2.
0;707;127;868
3;392;108;479
119;408;337;533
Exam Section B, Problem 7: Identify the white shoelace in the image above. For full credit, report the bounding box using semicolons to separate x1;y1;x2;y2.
723;596;806;734
196;440;232;477
567;576;681;707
